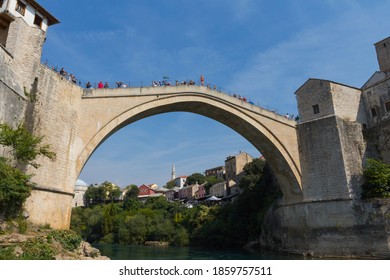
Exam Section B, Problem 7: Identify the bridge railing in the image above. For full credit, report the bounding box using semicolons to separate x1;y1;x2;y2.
41;58;294;119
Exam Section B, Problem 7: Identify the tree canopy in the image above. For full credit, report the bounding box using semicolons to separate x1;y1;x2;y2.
0;122;55;219
362;158;390;198
186;172;205;185
85;181;121;204
0;123;55;169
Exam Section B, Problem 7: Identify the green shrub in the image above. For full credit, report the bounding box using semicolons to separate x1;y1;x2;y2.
48;230;82;251
0;237;55;260
17;218;28;234
20;238;54;260
0;246;17;260
362;158;390;198
0;157;33;218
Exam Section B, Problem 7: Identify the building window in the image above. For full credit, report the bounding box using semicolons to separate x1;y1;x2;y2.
15;1;26;16
312;104;320;114
371;107;378;118
385;102;390;113
0;0;4;8
34;14;43;27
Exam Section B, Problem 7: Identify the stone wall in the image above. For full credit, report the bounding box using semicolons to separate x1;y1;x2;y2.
295;79;365;124
363;118;390;164
0;43;26;157
4;17;46;88
24;65;84;229
297;117;350;200
361;75;390;128
295;79;335;123
260;198;390;258
375;37;390;73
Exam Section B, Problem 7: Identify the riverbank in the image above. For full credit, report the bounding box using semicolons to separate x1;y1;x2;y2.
0;220;109;260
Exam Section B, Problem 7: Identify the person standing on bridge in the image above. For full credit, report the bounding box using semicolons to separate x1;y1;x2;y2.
98;81;104;89
200;75;205;86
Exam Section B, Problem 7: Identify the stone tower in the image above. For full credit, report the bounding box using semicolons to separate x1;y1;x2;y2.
295;79;366;200
0;0;59;87
375;36;390;73
171;163;176;180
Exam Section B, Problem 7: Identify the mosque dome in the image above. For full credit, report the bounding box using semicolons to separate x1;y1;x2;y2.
75;179;88;187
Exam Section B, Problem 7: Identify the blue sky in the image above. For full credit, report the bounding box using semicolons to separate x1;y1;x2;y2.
39;0;390;188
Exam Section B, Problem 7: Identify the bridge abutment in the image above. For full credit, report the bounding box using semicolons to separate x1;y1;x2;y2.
261;198;390;258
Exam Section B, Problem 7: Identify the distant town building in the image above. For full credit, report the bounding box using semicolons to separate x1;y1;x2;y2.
171;164;176;180
209;180;236;197
209;182;225;197
137;184;163;201
155;187;169;195
194;184;206;200
138;184;156;196
173;176;187;189
225;151;254;185
178;183;199;200
72;179;88;207
204;165;225;180
148;183;158;190
165;187;179;201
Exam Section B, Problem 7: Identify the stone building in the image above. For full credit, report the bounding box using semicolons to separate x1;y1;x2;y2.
261;35;390;257
295;79;365;200
71;179;88;207
204;165;225;180
225;151;253;185
173;176;187;189
295;35;390;201
209;180;235;198
178;183;199;201
360;36;390;163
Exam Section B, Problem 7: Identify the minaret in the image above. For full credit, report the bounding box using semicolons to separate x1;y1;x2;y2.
171;164;176;180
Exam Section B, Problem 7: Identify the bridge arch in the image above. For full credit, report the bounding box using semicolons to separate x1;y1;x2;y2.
77;87;303;201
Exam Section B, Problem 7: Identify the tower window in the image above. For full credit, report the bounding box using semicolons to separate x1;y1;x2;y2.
385;102;390;113
0;0;4;8
34;14;43;28
313;104;320;114
15;1;26;16
371;107;378;118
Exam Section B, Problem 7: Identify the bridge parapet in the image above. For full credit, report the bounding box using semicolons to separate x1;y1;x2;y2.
82;85;297;128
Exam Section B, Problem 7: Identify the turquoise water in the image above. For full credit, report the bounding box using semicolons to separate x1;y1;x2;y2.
94;244;301;260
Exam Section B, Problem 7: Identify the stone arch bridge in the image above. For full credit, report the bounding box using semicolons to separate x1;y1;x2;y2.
25;83;302;229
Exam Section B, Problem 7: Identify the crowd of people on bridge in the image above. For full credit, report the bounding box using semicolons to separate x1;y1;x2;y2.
285;113;300;121
53;70;298;121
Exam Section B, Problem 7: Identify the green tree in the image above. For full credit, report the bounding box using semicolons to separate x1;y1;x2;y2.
362;158;390;198
165;180;176;189
84;181;121;204
123;184;139;199
0;123;55;169
102;203;121;237
186;172;205;185
0;158;33;217
0;123;55;219
84;184;105;204
101;181;121;202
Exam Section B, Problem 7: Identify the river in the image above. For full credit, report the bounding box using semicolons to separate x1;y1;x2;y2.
94;244;302;260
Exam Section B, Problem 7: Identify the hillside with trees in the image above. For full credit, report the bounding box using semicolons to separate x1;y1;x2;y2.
70;158;282;249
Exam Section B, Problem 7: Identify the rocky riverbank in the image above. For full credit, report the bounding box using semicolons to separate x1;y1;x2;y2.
0;220;109;260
